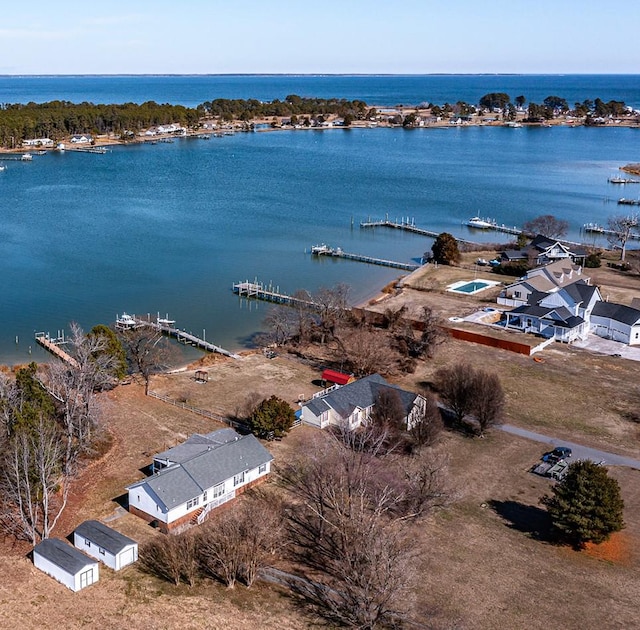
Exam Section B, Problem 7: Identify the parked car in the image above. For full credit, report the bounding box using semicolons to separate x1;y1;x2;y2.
542;446;572;462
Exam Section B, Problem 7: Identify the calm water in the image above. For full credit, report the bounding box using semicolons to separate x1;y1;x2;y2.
1;76;639;365
1;74;640;109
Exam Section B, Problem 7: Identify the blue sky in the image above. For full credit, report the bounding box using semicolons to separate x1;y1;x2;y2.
2;0;638;75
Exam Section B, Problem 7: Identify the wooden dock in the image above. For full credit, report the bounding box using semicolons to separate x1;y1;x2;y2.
233;281;321;310
310;245;419;271
34;332;80;368
582;223;640;240
117;314;240;359
618;198;640;206
360;218;477;245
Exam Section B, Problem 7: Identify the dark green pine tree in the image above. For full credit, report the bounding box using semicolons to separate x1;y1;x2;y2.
248;395;296;439
431;232;460;265
541;460;625;548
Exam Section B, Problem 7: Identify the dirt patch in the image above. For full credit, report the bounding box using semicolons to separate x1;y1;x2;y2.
583;531;633;566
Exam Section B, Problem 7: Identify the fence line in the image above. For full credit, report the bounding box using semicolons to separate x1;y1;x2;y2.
147;390;247;431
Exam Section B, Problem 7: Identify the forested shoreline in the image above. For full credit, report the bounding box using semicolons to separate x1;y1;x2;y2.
0;92;634;148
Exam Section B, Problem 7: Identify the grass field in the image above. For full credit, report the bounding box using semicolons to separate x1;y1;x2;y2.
2;261;640;629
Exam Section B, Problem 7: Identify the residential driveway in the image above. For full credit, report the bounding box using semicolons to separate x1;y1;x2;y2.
500;424;640;470
571;333;640;361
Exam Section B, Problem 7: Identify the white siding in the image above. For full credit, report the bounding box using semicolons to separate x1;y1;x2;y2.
73;533;138;571
34;552;98;592
130;485;168;523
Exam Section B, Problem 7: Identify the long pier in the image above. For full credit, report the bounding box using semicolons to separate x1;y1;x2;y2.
67;147;109;154
233;281;321;310
34;332;80;368
582;223;640;241
360;218;477;245
116;314;240;359
310;244;419;271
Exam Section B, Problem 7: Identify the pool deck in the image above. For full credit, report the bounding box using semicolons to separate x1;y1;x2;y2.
447;279;501;295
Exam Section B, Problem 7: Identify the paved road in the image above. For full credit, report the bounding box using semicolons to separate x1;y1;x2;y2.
500;424;640;470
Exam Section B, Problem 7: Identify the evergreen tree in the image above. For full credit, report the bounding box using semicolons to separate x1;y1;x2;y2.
431;233;460;265
541;460;625;548
248;395;295;439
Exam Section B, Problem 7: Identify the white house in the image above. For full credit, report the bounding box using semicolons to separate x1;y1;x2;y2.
300;373;426;431
591;302;640;345
127;429;273;533
73;520;138;571
33;538;99;592
70;135;92;144
498;260;590;307
22;137;54;147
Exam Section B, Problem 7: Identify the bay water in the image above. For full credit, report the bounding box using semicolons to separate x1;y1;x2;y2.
1;76;639;365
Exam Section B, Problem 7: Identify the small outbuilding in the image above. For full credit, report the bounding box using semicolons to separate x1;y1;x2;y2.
73;520;138;571
33;537;99;592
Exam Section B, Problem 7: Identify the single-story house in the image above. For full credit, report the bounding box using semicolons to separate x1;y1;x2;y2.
591;302;640;345
33;538;99;592
70;135;92;144
300;373;426;431
22;137;54;147
73;520;138;571
127;429;273;533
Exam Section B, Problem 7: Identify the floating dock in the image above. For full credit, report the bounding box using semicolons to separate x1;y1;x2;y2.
116;313;240;359
360;217;478;245
310;244;419;271
609;177;640;184
34;332;79;368
618;198;640;206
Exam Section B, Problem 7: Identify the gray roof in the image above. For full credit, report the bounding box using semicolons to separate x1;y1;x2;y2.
310;374;419;419
592;302;640;326
35;538;97;574
561;280;598;305
128;432;273;510
510;305;584;329
154;428;240;464
74;520;136;555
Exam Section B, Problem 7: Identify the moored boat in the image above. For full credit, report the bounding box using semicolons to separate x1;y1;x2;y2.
465;216;496;229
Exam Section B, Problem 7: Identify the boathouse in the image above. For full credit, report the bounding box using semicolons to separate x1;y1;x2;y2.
73;520;138;571
33;538;99;592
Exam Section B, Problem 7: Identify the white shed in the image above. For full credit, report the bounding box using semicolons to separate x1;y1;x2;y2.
33;538;99;592
73;520;138;571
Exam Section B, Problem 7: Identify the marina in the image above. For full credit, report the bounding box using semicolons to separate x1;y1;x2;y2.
115;313;240;359
310;244;419;271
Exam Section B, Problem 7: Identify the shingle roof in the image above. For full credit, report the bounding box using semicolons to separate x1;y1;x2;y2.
592;302;640;326
562;280;598;305
128;432;273;510
35;538;97;574
74;520;136;555
311;374;418;419
154;428;240;464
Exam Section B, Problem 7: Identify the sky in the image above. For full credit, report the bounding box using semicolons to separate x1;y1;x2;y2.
1;0;638;75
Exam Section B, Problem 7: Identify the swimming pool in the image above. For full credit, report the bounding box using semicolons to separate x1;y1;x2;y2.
447;279;501;295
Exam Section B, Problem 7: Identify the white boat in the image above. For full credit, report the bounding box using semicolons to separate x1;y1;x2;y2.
21;153;33;161
465;216;496;229
0;165;5;172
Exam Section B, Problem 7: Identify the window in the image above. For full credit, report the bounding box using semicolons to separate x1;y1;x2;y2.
99;548;105;556
233;471;245;487
258;463;267;474
514;291;521;298
203;490;208;502
186;497;200;510
213;483;225;498
85;539;91;547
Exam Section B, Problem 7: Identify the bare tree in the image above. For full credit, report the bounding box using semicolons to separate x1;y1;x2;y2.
522;214;569;239
607;214;639;261
0;416;68;545
473;371;505;436
120;327;173;394
278;434;429;627
409;392;443;448
436;363;505;436
435;363;477;426
140;532;198;586
314;283;350;344
263;306;297;346
336;326;397;377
